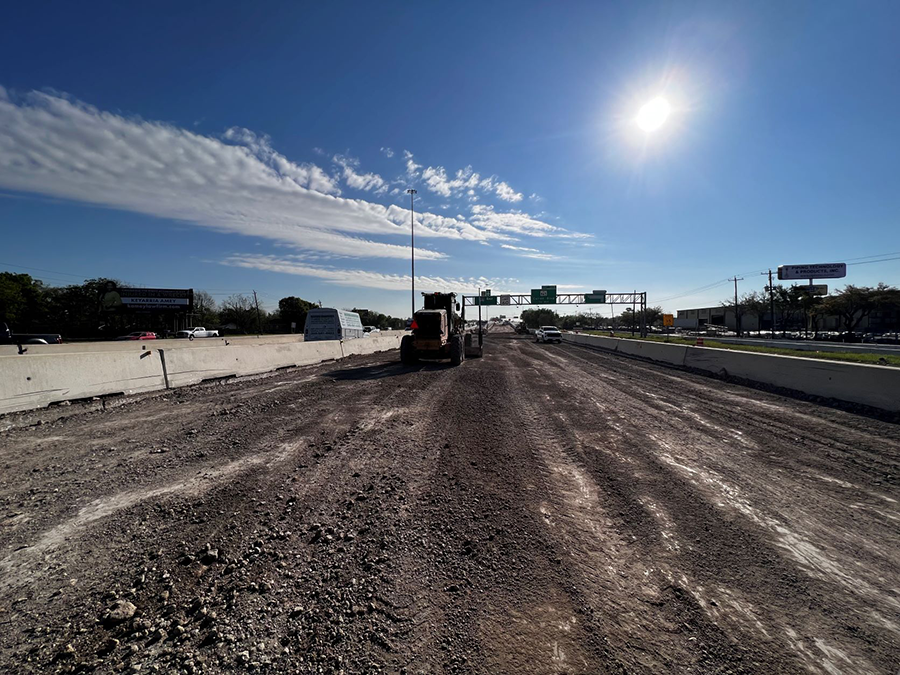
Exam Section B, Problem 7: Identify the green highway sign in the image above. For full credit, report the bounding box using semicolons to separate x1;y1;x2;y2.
473;296;498;305
531;287;556;304
584;290;606;303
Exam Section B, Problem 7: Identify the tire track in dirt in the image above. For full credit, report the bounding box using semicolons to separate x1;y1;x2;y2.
516;335;899;673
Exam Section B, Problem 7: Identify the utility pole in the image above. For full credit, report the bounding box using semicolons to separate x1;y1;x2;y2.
763;269;776;339
252;290;262;336
407;189;417;319
729;276;744;337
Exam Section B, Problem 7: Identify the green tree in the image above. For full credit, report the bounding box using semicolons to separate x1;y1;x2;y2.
279;296;317;332
220;294;259;333
738;290;768;330
872;285;900;334
45;277;124;338
193;290;220;328
0;273;48;330
772;285;805;335
644;305;663;327
520;308;560;329
821;285;883;334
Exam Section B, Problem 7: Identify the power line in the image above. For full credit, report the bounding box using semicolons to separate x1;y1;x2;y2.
0;261;90;279
847;255;900;267
656;252;900;305
655;278;731;304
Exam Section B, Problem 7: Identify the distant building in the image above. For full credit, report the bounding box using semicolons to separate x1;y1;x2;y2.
674;306;895;333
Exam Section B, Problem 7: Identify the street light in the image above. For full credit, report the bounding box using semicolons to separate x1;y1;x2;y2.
407;189;417;318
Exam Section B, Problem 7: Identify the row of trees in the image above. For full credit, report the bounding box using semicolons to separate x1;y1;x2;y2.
0;273;407;338
519;306;665;330
722;284;900;335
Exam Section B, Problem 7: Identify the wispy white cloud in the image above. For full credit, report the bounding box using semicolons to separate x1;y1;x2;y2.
471;204;573;238
380;146;394;158
0;88;585;272
332;153;387;194
224;253;518;294
421;165;492;199
500;244;558;260
403;150;421;177
399;151;523;204
494;181;523;203
0;89;512;260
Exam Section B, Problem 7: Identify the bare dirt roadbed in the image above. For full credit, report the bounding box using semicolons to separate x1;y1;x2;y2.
0;330;897;674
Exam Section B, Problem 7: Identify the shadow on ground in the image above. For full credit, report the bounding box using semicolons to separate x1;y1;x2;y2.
323;361;455;381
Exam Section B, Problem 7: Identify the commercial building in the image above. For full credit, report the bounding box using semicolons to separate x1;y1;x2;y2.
674;306;896;334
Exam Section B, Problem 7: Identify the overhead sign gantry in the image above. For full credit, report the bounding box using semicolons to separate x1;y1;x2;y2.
462;287;649;337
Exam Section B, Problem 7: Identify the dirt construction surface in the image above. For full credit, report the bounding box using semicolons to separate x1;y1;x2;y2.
1;328;898;674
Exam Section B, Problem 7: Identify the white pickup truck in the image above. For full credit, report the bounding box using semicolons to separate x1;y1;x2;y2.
535;326;562;344
176;326;219;339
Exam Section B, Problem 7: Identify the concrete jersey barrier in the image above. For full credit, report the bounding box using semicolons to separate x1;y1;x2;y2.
683;348;900;412
563;332;900;412
0;334;409;415
161;341;343;388
340;333;405;357
0;350;168;415
616;339;687;366
0;333;307;357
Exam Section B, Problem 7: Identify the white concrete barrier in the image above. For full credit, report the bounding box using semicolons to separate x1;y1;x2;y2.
562;333;900;412
0;334;306;357
0;350;168;415
616;339;687;366
563;333;619;351
340;333;406;357
683;347;900;412
161;341;343;388
0;333;410;415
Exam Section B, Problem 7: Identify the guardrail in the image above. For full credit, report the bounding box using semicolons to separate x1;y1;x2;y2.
0;334;406;415
563;333;900;412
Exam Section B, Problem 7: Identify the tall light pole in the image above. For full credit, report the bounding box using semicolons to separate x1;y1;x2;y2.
407;189;417;318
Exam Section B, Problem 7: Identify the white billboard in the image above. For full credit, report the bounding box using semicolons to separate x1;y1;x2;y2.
777;263;846;280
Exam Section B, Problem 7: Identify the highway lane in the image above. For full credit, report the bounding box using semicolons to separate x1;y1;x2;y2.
0;329;897;673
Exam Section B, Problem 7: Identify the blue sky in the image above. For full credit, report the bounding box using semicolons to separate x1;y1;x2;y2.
1;1;898;317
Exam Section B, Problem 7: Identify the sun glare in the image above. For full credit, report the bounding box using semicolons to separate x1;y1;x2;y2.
636;97;671;132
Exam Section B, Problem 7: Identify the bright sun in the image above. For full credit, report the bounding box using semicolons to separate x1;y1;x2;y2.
636;97;671;132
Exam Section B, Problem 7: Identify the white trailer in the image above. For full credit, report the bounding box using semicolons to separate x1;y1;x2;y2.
303;309;365;341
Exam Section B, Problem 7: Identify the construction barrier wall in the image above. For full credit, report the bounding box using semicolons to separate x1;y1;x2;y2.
0;333;309;357
340;333;405;357
563;333;900;412
161;341;344;388
0;350;168;415
0;334;408;415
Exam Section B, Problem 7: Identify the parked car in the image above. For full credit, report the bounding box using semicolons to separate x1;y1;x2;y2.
1;322;63;344
535;326;562;343
363;325;381;334
175;327;219;339
116;331;157;341
874;332;900;344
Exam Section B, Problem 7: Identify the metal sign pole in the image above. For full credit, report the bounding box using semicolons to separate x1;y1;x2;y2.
478;288;483;347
